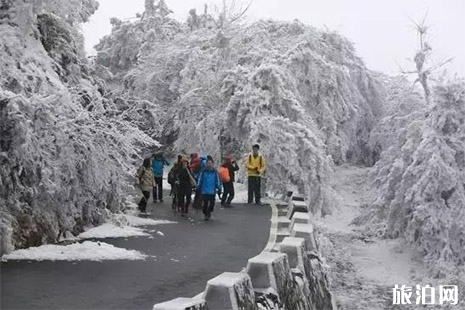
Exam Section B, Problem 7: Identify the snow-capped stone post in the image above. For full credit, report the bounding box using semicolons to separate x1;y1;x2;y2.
289;211;309;232
279;237;306;271
153;297;206;310
291;193;305;201
203;272;257;310
290;223;318;252
246;252;303;309
303;251;335;310
279;237;313;309
287;200;308;219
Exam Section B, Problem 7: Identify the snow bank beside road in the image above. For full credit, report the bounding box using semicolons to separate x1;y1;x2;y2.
78;223;149;239
114;214;175;227
1;196;177;261
1;241;148;262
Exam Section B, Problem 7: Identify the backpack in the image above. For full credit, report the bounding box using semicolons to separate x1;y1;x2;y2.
192;160;202;174
167;166;178;185
219;167;230;183
135;166;146;187
248;154;263;167
200;158;207;170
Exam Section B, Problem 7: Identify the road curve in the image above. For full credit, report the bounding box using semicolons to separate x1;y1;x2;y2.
1;199;271;310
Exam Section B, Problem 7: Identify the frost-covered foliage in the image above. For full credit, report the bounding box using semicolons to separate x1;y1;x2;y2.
368;74;426;161
0;0;156;255
373;81;465;270
95;5;383;216
94;0;181;76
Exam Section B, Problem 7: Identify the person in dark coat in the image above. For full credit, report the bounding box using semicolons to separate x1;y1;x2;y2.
197;158;222;221
176;157;196;216
220;156;239;207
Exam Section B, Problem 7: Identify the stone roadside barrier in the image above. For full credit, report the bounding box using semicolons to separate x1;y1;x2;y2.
153;193;336;310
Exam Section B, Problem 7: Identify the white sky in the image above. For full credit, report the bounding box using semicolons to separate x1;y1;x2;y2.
82;0;465;76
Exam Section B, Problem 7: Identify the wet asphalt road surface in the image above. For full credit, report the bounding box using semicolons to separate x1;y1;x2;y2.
0;197;271;310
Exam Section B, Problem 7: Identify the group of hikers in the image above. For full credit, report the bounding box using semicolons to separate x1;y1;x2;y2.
136;144;266;221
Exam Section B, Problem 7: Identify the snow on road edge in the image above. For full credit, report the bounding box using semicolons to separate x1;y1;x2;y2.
1;241;148;262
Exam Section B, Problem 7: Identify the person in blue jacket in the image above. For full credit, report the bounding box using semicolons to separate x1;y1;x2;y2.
197;158;222;221
151;152;170;202
191;154;210;209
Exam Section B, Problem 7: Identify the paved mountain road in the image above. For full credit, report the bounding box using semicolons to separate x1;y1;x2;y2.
1;197;271;310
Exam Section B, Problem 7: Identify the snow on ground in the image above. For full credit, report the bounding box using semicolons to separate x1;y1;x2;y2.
234;182;249;203
114;213;175;227
1;241;148;262
2;195;177;262
78;223;150;239
233;182;274;204
317;164;423;309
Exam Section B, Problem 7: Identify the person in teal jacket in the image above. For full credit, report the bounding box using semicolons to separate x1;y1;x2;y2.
151;152;170;202
197;158;222;220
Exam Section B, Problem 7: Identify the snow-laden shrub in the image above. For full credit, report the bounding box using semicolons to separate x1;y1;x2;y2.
0;1;156;255
373;81;465;270
368;75;426;164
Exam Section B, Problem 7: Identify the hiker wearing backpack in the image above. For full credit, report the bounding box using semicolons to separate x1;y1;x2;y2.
190;154;209;210
220;156;239;207
168;155;183;206
136;158;155;213
246;144;266;205
197;158;222;221
151;152;170;203
176;157;196;216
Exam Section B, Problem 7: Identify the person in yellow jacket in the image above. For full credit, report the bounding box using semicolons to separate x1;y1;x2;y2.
246;144;266;204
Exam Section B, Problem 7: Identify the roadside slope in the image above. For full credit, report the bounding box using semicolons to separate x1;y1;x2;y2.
316;165;422;310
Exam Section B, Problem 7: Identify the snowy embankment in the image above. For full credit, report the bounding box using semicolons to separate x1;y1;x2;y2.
317;164;465;309
1;198;176;262
317;165;421;309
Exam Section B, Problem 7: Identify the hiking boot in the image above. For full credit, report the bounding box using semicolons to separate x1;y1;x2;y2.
159;199;164;202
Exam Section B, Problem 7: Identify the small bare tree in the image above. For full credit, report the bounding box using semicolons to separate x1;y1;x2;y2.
212;0;253;29
400;13;453;104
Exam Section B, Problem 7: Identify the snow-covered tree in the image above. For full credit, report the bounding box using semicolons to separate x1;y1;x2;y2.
96;3;384;216
373;80;465;270
0;0;157;255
